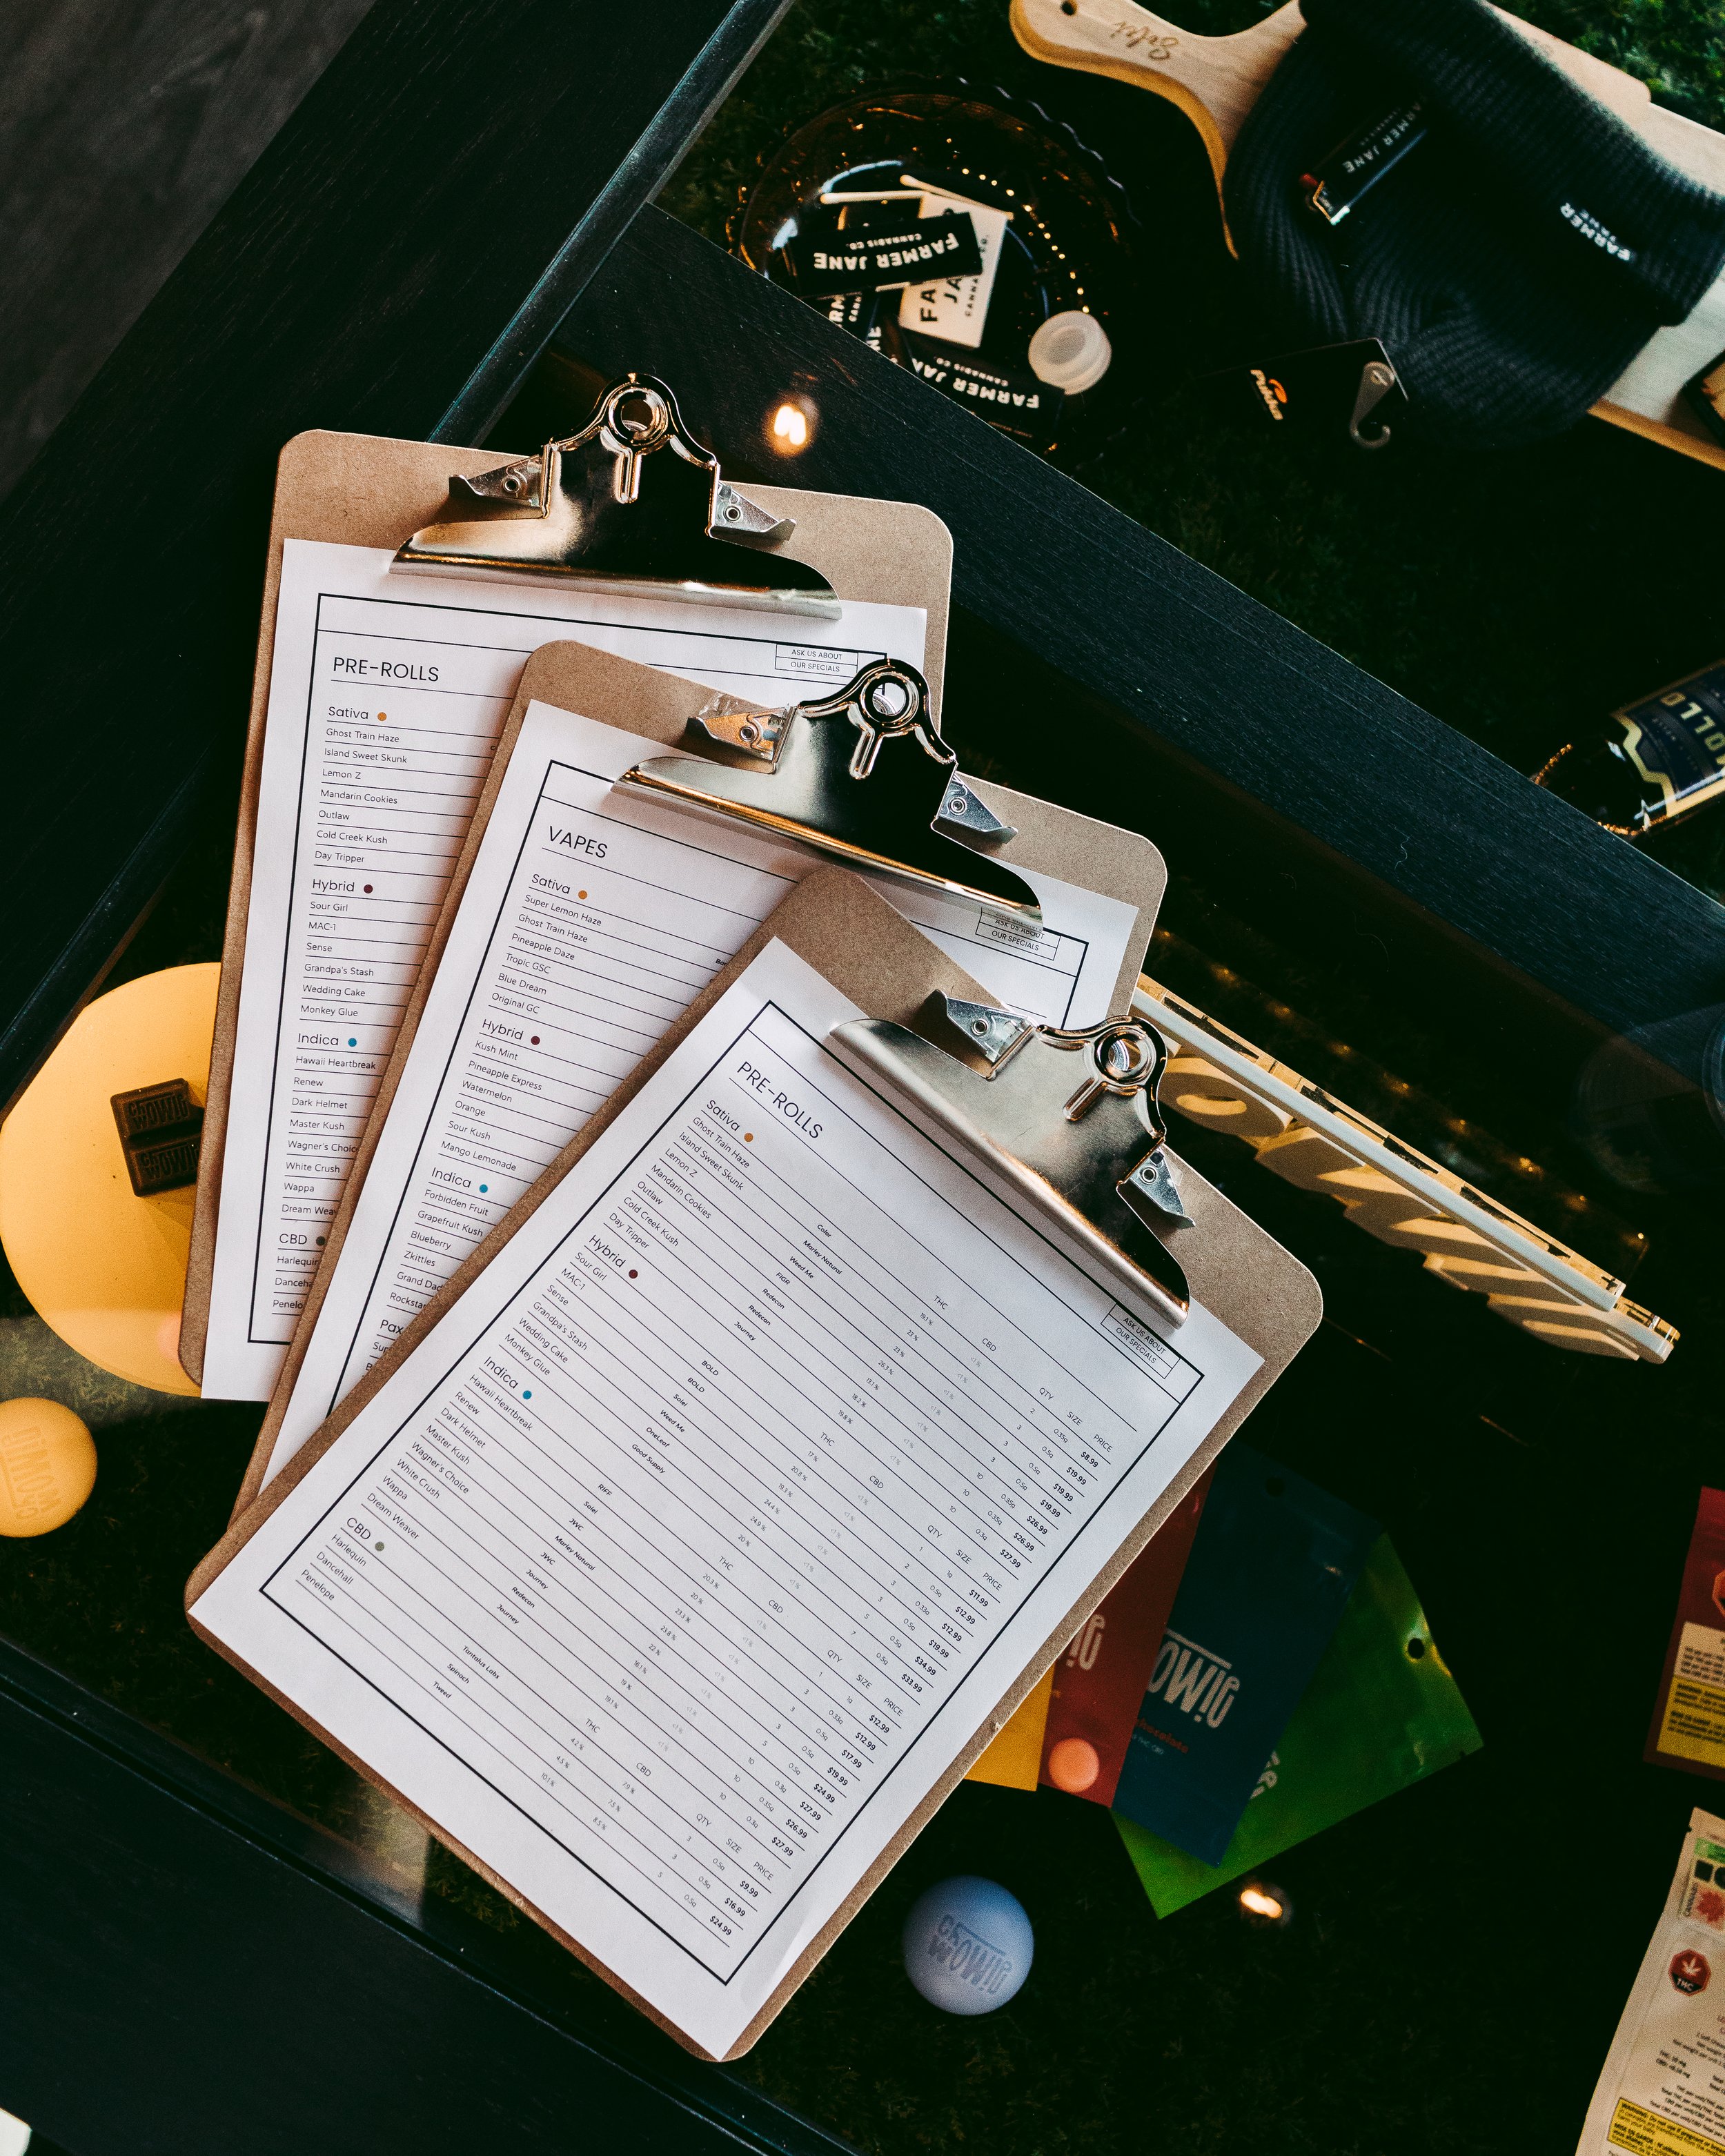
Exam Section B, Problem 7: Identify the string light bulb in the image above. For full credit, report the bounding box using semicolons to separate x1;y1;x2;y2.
767;395;816;454
1236;1881;1294;1927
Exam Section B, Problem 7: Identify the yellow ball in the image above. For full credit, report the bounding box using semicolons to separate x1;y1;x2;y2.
0;1398;97;1537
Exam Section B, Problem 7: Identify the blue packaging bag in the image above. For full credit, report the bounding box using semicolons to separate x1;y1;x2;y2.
1112;1443;1379;1864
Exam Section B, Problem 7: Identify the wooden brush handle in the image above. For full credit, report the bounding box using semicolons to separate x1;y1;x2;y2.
1010;0;1298;186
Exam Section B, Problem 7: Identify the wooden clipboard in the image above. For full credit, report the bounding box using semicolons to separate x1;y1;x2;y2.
187;864;1319;2061
227;635;1169;1517
181;428;956;1386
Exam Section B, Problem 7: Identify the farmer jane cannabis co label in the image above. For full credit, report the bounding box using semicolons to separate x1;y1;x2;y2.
896;331;1064;444
782;208;983;298
821;288;891;354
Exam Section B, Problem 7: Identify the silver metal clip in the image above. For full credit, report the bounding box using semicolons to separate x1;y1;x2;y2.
622;660;1038;919
689;701;791;759
395;373;840;615
830;995;1192;1327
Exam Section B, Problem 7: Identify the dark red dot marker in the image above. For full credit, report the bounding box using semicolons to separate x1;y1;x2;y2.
364;884;373;893
531;1036;540;1045
629;1269;638;1280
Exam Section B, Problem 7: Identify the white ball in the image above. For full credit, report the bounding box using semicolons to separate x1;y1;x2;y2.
901;1875;1034;2015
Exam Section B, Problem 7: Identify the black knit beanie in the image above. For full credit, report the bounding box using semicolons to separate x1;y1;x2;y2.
1225;0;1725;448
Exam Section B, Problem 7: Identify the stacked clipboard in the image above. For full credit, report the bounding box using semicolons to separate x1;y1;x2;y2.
181;375;1321;2059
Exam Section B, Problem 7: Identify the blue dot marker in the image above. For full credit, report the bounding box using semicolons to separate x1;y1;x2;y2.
480;1183;489;1193
348;1037;357;1047
522;1389;532;1399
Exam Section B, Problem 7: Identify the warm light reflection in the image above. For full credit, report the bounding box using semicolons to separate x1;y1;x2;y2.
771;402;809;450
1239;1886;1285;1921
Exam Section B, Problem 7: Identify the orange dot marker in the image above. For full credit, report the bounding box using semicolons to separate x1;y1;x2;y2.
744;1133;753;1143
1046;1737;1101;1794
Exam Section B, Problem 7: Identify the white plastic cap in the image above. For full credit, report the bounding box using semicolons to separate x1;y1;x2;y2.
1027;310;1112;395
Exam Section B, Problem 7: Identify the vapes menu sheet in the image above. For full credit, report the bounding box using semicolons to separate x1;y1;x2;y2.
262;702;1138;1486
199;540;926;1399
193;941;1258;2059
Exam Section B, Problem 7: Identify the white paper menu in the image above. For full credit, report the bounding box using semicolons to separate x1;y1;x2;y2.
258;701;1138;1490
198;540;927;1401
190;939;1260;2059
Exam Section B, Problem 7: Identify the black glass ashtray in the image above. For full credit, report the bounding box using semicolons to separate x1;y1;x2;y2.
731;81;1145;465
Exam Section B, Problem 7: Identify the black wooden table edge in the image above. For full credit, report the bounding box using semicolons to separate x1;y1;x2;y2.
432;0;789;448
0;1638;852;2156
555;208;1725;1044
0;0;793;1116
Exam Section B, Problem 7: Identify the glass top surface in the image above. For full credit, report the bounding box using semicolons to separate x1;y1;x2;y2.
6;3;1725;2149
658;0;1725;902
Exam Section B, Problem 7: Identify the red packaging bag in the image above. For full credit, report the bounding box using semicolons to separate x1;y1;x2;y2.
1038;1468;1213;1804
1647;1488;1725;1780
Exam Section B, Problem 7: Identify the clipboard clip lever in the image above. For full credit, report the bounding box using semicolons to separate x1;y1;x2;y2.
831;995;1192;1329
396;374;840;617
620;659;1043;920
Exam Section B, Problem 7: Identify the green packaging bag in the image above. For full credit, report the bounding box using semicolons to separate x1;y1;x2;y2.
1115;1534;1481;1916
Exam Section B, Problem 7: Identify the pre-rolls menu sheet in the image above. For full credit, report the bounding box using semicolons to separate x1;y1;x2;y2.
191;940;1260;2059
198;540;928;1398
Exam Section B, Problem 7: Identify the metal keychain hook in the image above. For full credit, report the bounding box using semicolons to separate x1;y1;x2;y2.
1349;358;1399;451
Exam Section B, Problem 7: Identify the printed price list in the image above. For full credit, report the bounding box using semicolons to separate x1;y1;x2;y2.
269;1011;1200;1975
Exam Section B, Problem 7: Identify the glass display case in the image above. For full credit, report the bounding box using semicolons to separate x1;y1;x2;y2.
5;1;1723;2150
